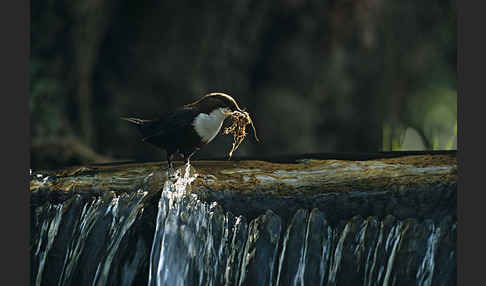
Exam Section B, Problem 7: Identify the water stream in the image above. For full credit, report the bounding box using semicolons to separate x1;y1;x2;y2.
31;166;456;286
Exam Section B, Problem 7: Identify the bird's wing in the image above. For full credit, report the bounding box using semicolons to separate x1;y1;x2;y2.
141;107;198;143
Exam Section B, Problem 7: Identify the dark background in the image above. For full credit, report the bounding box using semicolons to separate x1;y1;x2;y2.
30;0;457;170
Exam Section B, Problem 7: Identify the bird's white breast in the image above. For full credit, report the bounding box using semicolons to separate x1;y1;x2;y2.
192;108;230;143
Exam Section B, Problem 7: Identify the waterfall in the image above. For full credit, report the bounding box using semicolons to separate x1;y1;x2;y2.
31;166;456;286
31;191;149;286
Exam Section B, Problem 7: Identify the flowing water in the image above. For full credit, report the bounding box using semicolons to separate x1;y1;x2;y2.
31;165;456;286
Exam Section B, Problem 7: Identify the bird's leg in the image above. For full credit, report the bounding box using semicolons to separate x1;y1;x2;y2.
183;150;196;166
166;152;175;179
167;154;174;170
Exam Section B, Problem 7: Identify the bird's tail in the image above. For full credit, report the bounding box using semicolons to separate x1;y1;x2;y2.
120;117;151;126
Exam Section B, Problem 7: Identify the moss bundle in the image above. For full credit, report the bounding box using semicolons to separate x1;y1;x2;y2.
223;110;260;159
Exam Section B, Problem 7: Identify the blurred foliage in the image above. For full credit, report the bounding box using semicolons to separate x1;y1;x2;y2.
30;0;456;170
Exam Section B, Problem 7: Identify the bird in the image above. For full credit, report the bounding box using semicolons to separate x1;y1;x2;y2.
121;92;245;171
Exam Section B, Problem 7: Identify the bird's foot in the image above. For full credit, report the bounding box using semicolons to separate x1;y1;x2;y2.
167;168;177;180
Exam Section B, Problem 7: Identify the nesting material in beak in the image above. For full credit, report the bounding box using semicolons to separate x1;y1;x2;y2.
223;110;260;159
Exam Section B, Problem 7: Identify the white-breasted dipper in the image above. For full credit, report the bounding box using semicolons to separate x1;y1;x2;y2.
122;92;244;169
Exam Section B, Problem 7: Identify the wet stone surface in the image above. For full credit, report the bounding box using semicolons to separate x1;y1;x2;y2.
31;154;456;224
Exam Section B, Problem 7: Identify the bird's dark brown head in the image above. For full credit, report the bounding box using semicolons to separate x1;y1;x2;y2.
185;92;242;114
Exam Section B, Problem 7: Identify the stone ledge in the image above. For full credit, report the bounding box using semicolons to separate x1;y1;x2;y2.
30;153;456;224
